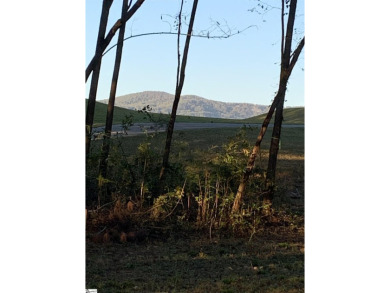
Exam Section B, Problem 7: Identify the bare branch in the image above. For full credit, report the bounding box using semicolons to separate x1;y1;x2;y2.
281;0;285;65
287;36;304;76
102;25;257;57
281;0;297;67
127;0;133;11
86;0;146;82
176;0;184;89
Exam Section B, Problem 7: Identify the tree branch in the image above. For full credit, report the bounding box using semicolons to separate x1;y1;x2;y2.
281;0;297;67
281;0;285;64
101;25;257;57
177;0;198;92
176;0;184;89
287;36;304;76
86;0;146;82
127;0;133;12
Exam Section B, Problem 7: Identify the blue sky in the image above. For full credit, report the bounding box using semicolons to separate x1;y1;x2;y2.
86;0;305;106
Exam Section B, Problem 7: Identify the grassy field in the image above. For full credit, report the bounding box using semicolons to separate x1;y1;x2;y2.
88;100;304;126
86;125;304;292
242;107;304;125
89;125;304;175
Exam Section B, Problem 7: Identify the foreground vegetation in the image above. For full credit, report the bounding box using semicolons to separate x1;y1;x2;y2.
86;125;304;292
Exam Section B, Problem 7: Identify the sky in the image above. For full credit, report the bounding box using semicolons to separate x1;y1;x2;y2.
86;0;305;107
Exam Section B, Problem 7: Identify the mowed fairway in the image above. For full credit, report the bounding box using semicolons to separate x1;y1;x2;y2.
86;126;304;292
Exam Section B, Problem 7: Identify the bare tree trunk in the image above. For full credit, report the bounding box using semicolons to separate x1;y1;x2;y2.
85;0;146;82
262;1;287;199
231;90;284;214
159;0;199;181
99;0;130;179
262;73;288;214
263;0;298;211
86;0;113;157
232;0;304;214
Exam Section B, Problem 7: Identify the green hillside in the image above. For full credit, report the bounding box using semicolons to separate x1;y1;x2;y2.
88;101;304;126
242;107;304;125
88;100;241;126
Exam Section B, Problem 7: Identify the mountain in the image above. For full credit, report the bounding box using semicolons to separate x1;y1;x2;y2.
100;91;269;119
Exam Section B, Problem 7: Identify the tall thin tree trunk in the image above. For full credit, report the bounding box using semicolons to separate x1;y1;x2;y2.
232;0;304;214
99;0;129;179
159;0;199;181
262;0;286;200
263;0;298;211
262;73;288;214
86;0;113;157
231;91;284;213
85;0;146;82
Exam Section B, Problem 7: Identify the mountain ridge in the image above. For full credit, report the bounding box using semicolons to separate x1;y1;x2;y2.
100;91;271;119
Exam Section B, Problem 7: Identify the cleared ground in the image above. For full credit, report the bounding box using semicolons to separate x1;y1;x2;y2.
86;228;304;292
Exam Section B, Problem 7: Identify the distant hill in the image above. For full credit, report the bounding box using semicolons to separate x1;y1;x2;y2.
88;100;243;126
100;91;270;119
88;100;304;126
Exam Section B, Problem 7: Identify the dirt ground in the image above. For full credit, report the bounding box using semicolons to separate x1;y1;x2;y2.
86;226;304;293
